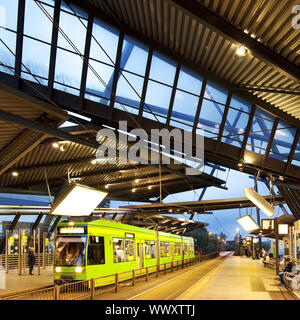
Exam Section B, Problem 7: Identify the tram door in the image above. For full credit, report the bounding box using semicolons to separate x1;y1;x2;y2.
170;243;174;262
137;242;144;269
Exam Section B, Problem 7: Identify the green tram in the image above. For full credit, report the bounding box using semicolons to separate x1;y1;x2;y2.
53;219;195;284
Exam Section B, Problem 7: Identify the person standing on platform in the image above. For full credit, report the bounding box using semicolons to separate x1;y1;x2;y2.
28;247;36;275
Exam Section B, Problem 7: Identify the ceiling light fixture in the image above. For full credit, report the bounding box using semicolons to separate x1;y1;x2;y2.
49;184;108;216
236;215;259;232
244;188;274;217
11;171;19;177
236;45;248;57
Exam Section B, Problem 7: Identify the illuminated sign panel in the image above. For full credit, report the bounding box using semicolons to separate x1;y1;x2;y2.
125;233;135;238
278;224;289;235
58;227;86;234
262;219;275;231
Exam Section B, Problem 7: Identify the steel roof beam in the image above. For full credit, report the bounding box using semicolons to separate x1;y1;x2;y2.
0;109;99;150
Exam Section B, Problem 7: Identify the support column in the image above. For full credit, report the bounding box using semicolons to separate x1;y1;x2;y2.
18;229;22;276
275;218;279;275
38;228;40;275
5;230;8;273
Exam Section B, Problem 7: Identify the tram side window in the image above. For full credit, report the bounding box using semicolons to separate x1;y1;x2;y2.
160;241;170;258
183;243;187;255
125;239;135;261
113;238;125;263
87;236;105;265
175;243;181;256
145;241;156;259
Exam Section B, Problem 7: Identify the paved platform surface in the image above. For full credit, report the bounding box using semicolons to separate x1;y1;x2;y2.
96;254;296;300
0;266;53;297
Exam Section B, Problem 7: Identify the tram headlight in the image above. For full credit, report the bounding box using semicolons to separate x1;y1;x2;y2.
75;266;85;273
55;267;62;273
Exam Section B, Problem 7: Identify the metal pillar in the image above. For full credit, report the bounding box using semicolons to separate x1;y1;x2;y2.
5;230;8;273
275;218;279;275
43;232;46;269
289;226;293;259
38;228;40;275
18;229;22;276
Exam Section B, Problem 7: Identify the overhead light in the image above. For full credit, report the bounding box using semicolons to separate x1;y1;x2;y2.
132;188;136;193
11;171;19;177
60;145;65;152
236;215;259;232
49;184;108;216
148;186;152;190
105;185;109;189
244;188;274;217
135;179;140;183
236;45;248;57
52;142;59;148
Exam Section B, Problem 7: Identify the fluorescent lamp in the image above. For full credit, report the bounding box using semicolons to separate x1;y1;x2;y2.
50;184;108;216
236;215;259;232
278;224;288;235
244;188;274;217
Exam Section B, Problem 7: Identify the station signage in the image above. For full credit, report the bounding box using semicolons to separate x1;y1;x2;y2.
278;224;289;235
262;219;275;231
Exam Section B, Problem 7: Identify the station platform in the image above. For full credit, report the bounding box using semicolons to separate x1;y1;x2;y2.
96;254;296;300
0;255;297;300
0;267;53;298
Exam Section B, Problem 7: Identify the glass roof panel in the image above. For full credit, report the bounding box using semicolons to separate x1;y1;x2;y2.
171;90;199;126
120;36;148;75
246;108;274;154
0;29;16;74
221;107;250;147
54;48;83;93
198;99;225;139
21;37;51;83
177;66;203;95
0;0;19;31
143;80;172;123
57;9;87;54
115;71;144;109
292;137;300;167
204;81;228;105
86;59;115;100
269;120;297;162
90;17;119;65
149;51;176;86
24;0;54;43
230;93;252;112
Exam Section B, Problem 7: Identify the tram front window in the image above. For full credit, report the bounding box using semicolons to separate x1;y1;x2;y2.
55;237;86;266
